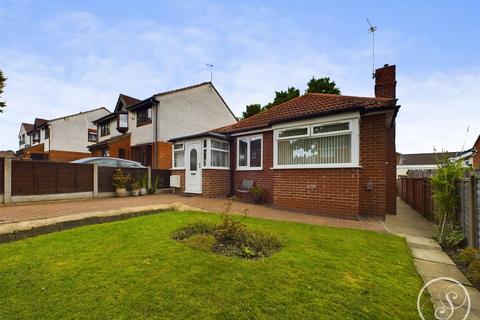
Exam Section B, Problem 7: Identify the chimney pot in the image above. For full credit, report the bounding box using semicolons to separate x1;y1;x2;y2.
374;64;396;99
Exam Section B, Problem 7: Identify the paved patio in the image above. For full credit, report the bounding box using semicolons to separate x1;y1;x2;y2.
0;194;385;232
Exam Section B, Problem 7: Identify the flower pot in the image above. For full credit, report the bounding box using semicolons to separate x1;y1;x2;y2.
252;195;263;204
131;189;140;196
115;188;129;197
140;188;148;196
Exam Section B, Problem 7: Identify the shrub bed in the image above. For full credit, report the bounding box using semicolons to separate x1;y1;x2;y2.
452;247;480;288
172;215;282;259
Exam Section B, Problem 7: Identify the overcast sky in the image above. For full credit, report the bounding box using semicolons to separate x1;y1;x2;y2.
0;0;479;153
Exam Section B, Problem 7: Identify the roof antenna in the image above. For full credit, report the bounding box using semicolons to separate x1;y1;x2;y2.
206;64;214;83
366;18;377;78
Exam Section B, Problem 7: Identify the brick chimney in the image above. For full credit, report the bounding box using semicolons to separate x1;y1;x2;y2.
374;64;396;99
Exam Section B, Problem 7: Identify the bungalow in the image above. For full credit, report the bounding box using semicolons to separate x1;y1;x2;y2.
169;64;400;219
396;151;457;177
89;82;237;168
17;107;109;161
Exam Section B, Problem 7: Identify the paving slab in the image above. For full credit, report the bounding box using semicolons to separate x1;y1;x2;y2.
427;280;480;319
406;235;442;249
411;246;456;265
414;259;471;286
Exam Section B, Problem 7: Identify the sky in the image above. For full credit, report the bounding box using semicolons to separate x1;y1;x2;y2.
0;0;479;153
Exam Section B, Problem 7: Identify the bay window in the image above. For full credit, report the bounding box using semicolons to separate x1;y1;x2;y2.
274;118;359;168
173;143;185;168
237;135;263;170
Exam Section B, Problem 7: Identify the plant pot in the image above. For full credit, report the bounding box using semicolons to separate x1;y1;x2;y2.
115;188;128;197
131;189;140;196
140;188;148;196
252;195;263;204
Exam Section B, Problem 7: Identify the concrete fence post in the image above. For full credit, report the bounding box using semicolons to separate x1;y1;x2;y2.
470;175;478;248
3;158;12;204
93;164;98;198
147;166;152;190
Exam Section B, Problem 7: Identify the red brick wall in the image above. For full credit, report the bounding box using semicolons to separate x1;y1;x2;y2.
358;113;396;217
156;141;172;169
473;136;480;168
108;135;131;159
202;169;231;197
48;150;91;162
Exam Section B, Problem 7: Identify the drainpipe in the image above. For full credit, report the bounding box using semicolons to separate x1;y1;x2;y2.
153;98;159;169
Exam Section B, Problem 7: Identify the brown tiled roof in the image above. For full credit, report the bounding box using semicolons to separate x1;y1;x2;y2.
398;152;457;166
119;94;141;107
214;93;397;134
22;123;34;133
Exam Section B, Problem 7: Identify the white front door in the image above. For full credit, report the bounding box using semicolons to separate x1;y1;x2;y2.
185;141;202;194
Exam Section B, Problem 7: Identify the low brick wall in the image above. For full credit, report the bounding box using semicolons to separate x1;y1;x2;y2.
202;169;231;198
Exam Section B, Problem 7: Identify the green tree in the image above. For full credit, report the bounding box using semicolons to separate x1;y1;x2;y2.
241;103;263;119
264;87;300;110
305;77;340;95
0;70;6;112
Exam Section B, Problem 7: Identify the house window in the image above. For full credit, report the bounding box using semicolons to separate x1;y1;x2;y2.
173;143;185;168
237;135;262;170
210;140;229;168
274;118;359;168
44;128;50;139
19;134;25;146
101;148;109;157
118;148;126;159
33;131;40;143
117;113;128;129
88;131;97;142
100;122;110;137
137;107;152;126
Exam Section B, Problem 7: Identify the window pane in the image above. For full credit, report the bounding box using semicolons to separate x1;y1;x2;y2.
250;139;262;167
190;149;197;171
277;134;351;165
118;114;128;127
313;122;349;134
174;143;184;150
211;150;228;167
239;140;248;166
211;140;229;151
174;151;184;167
278;127;308;138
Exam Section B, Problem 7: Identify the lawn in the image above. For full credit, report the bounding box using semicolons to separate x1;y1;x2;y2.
0;211;430;319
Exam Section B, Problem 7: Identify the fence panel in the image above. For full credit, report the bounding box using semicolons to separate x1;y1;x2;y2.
151;169;170;188
11;160;93;196
97;167;149;193
0;158;4;194
476;178;480;247
398;177;435;221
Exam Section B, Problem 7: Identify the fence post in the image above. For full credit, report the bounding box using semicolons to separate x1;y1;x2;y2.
147;166;152;190
470;175;478;248
92;164;98;198
3;158;11;204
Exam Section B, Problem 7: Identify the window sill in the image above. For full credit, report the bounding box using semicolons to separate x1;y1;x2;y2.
203;166;230;170
171;167;185;170
272;164;361;170
236;167;263;171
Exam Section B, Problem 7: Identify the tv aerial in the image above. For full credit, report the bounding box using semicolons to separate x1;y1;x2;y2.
367;18;377;78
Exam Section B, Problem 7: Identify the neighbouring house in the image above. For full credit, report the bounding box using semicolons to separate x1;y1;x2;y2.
89;82;237;168
169;64;400;219
396;151;457;177
17;108;110;161
449;134;480;167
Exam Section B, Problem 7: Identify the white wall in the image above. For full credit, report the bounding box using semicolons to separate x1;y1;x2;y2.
98;118;121;142
50;108;109;153
17;125;29;150
157;84;236;141
129;116;154;146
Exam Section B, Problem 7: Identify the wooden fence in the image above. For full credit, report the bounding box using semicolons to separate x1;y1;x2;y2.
98;167;149;193
0;158;4;194
398;177;435;221
11;160;93;196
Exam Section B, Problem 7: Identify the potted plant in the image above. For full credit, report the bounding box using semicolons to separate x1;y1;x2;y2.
139;174;148;196
249;186;265;204
112;169;131;197
131;178;141;196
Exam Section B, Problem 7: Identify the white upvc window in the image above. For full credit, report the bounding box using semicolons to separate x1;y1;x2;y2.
173;143;185;168
237;134;263;170
274;118;359;169
206;139;230;169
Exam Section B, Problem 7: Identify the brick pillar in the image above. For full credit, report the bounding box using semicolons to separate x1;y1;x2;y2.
3;158;12;204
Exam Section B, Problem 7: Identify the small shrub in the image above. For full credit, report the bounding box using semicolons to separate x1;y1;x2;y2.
456;248;480;267
439;226;465;248
112;169;131;189
467;259;480;286
172;214;282;259
172;222;214;241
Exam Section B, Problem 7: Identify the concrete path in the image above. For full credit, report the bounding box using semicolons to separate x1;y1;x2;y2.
386;198;480;319
0;194;385;232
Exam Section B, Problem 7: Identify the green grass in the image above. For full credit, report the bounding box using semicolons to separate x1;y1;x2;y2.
0;211;431;319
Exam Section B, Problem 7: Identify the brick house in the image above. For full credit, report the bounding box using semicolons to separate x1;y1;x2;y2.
89;82;237;169
17;108;110;161
169;65;400;219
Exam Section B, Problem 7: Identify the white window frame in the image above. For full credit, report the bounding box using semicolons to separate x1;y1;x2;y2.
273;116;360;169
277;126;310;140
205;138;230;170
236;134;263;171
172;142;185;169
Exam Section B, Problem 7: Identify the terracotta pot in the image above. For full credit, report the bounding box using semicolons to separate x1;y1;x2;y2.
140;188;148;196
115;188;129;197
